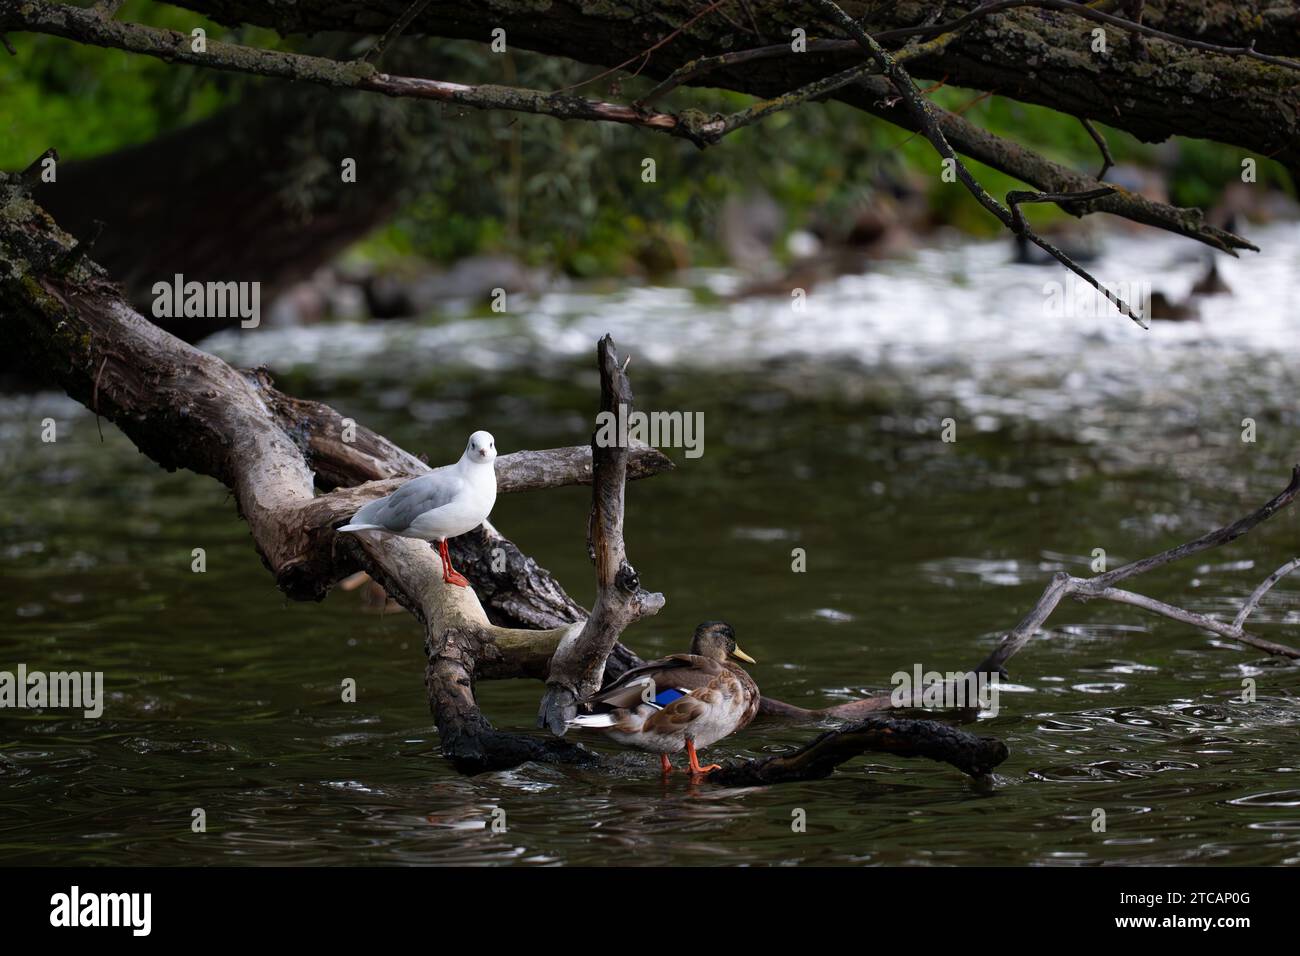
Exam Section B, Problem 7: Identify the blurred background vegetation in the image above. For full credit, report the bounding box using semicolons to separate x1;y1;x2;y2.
1;0;1292;279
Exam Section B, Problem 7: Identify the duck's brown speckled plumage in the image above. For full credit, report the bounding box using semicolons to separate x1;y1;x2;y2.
572;622;760;757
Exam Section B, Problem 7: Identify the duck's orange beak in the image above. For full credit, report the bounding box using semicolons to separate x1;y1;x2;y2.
731;646;756;664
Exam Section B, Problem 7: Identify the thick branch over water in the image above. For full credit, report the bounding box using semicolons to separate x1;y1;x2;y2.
0;0;1273;259
1;185;1002;781
145;0;1300;176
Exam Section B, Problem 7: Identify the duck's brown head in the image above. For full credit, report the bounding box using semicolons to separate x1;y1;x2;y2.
690;621;756;665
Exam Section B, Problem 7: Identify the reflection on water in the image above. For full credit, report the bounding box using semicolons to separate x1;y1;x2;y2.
1;226;1298;865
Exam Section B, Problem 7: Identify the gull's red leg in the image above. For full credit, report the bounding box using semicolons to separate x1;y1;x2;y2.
440;539;470;588
659;753;673;774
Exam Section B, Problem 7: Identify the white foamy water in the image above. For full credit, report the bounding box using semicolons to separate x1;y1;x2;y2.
207;222;1300;439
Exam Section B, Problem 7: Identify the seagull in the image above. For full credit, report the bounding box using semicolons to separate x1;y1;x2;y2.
337;431;498;588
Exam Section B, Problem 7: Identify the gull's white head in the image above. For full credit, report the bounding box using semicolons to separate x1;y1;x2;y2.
465;430;497;465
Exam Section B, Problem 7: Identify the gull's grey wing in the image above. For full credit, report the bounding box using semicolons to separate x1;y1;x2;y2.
354;466;465;531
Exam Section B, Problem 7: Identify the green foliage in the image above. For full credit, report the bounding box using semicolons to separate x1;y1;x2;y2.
0;1;282;165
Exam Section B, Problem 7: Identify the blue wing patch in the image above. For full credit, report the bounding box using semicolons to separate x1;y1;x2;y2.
653;688;687;707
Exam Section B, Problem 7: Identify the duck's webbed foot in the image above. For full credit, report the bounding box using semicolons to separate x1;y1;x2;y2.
685;739;721;775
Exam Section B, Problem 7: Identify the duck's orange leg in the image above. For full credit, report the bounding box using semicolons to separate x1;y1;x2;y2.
660;753;673;774
686;738;721;775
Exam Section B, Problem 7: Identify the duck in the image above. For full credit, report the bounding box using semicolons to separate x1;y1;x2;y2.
567;621;760;775
338;431;497;587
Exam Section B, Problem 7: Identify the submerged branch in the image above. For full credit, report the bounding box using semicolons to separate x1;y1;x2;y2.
977;467;1300;674
711;717;1009;785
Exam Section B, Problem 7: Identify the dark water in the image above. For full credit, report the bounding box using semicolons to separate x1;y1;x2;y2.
2;227;1298;865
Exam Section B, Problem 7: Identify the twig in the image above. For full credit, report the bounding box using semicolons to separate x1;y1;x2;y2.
977;467;1300;673
703;61;881;141
851;74;1254;255
735;0;764;41
0;31;14;54
1231;557;1300;633
1006;185;1115;232
1092;466;1300;588
1091;586;1300;659
20;146;57;184
687;23;990;147
1079;117;1114;180
92;354;107;442
50;219;104;276
636;39;856;109
554;0;728;94
363;0;432;65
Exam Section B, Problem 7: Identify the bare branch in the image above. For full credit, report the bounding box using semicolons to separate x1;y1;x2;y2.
641;0;1300;109
1231;557;1300;633
537;335;666;735
0;0;710;143
1;1;1262;252
1079;117;1114;181
849;75;1255;255
1006;186;1116;234
810;0;1147;327
1088;586;1300;659
892;0;1300;73
362;0;433;65
1092;467;1300;589
977;468;1300;673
